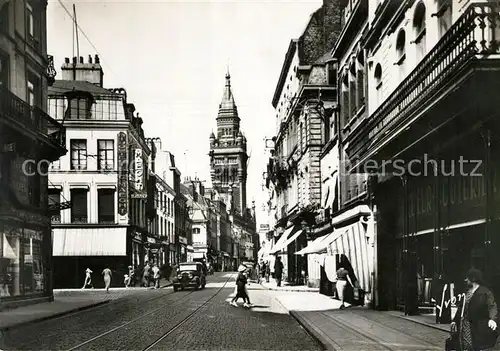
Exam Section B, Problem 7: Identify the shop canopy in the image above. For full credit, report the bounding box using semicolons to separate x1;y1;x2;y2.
268;226;304;254
294;233;333;255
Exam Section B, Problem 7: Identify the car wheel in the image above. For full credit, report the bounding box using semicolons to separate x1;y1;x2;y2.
173;285;178;292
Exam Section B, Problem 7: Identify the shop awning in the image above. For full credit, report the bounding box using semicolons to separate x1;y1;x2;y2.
294;233;332;255
53;227;127;256
331;204;371;226
268;226;294;254
327;221;371;292
268;226;303;254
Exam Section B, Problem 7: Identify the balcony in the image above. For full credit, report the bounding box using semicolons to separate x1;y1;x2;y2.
347;3;500;168
0;86;66;160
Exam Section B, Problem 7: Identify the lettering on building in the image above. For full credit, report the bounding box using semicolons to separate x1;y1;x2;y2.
134;149;144;191
117;132;128;216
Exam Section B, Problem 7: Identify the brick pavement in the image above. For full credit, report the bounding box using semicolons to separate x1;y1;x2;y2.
0;281;172;331
273;291;450;350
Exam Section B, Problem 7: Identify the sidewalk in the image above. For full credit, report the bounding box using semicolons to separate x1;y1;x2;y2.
274;292;448;350
259;279;319;292
0;279;173;331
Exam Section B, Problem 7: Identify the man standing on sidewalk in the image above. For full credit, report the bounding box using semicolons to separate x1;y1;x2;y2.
152;263;160;289
274;256;284;287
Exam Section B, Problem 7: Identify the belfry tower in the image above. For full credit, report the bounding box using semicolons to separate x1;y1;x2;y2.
209;71;248;214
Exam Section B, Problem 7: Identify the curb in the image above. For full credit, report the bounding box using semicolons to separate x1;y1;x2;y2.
290;310;331;351
272;296;329;351
258;283;319;293
0;300;110;332
389;312;449;333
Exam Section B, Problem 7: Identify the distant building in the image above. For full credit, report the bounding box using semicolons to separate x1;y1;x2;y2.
0;0;66;309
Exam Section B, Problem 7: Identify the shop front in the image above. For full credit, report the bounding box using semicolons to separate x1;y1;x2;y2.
0;222;51;309
375;131;500;320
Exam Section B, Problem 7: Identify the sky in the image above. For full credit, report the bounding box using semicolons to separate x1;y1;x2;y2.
47;0;322;225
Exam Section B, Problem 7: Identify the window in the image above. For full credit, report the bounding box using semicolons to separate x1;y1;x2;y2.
27;72;40;107
374;64;382;104
48;189;61;223
0;52;8;88
98;189;115;224
435;0;452;39
71;189;88;223
193;228;201;234
396;30;406;80
327;62;337;86
413;2;427;61
26;1;40;48
341;75;349;127
66;97;91;120
70;139;87;170
97;140;114;171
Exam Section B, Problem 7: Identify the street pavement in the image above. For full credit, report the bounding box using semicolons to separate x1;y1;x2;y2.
2;272;321;351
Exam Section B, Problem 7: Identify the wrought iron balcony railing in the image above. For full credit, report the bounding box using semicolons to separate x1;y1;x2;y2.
0;86;66;149
367;3;500;143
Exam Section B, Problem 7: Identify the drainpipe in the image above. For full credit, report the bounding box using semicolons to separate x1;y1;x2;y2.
484;127;492;281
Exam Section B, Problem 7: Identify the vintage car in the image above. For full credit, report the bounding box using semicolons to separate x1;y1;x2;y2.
173;262;206;292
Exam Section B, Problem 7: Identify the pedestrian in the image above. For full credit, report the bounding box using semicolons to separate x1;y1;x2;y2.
82;268;94;289
255;262;261;284
274;256;283;287
124;274;131;288
336;265;353;309
102;267;112;293
152;263;160;289
127;265;135;287
230;265;252;308
142;262;151;287
449;268;499;351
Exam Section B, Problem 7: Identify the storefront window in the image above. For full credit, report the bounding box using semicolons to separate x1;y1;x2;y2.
22;229;45;294
1;227;21;297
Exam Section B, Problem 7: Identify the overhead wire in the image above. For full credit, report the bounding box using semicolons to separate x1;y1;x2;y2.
56;0;119;82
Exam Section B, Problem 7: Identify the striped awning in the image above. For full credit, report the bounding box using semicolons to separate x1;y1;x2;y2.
327;221;371;292
295;233;331;255
268;226;294;254
53;227;127;256
269;226;303;254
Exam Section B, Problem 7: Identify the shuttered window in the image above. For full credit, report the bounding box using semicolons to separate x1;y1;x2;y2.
71;189;88;223
98;189;115;223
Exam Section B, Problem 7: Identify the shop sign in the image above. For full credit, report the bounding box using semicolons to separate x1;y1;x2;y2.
134;149;144;191
131;193;147;199
406;172;498;233
117;132;129;216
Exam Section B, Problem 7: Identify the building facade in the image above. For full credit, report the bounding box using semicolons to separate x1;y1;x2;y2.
265;0;342;285
47;55;156;288
0;0;66;308
344;0;500;319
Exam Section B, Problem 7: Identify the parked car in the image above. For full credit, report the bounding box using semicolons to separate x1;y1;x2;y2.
173;262;206;292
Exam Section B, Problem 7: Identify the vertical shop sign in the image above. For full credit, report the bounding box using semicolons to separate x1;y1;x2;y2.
117;132;128;216
134;149;144;191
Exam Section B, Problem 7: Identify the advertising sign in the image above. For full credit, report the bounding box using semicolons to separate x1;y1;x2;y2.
134;149;144;191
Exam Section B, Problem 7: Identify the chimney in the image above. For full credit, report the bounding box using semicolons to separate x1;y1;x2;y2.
61;53;104;86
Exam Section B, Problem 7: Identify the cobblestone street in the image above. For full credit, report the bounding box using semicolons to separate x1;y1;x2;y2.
1;273;321;351
0;273;462;350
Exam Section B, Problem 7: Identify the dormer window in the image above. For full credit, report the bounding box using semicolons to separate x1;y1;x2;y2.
412;2;427;61
65;92;93;120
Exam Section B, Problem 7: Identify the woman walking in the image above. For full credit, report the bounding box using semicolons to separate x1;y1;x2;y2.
450;268;498;350
102;267;112;293
82;268;94;289
336;265;353;309
230;265;252;308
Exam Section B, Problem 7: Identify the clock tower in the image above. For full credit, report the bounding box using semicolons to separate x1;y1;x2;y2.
209;71;248;214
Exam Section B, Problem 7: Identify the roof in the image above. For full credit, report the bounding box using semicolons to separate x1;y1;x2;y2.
314;52;335;65
272;39;299;108
48;80;122;98
217;72;239;120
